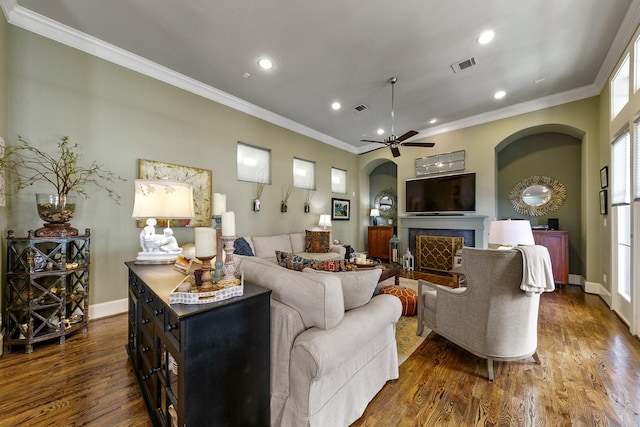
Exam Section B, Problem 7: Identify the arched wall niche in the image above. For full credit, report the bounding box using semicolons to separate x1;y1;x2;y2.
495;124;584;277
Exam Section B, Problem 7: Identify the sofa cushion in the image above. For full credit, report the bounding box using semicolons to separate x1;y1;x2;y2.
290;233;306;253
234;237;255;256
305;230;331;253
237;256;345;329
303;267;382;310
276;251;314;271
252;234;293;258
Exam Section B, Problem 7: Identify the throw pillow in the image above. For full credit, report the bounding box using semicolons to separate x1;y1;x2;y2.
234;237;255;256
310;259;351;272
305;230;331;253
303;267;382;310
275;251;313;271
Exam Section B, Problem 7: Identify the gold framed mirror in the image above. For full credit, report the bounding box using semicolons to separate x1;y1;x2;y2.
374;188;397;220
509;175;567;216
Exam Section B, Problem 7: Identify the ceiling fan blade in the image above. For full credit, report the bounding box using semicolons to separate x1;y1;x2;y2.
397;130;419;142
390;146;401;157
360;139;386;144
401;141;436;147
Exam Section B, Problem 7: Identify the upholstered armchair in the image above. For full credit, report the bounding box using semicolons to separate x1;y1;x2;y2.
417;247;549;380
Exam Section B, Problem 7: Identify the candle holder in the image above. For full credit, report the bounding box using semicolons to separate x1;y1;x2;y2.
196;255;214;283
221;236;236;280
212;215;223;281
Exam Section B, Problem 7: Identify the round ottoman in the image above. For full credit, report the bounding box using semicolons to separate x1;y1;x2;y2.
380;286;418;316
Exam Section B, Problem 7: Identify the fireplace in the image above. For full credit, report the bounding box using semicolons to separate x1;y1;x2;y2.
400;215;488;257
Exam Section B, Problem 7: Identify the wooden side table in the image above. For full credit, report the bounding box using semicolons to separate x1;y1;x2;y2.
448;266;465;288
378;265;400;286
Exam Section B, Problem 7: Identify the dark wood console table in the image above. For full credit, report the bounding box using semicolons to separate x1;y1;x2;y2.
126;262;271;426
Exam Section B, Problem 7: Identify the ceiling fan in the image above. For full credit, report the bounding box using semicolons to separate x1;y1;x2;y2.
361;77;435;157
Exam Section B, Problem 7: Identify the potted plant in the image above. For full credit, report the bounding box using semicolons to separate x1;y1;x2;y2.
0;135;126;236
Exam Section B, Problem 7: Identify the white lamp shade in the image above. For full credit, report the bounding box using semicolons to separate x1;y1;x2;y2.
318;214;332;228
488;220;535;246
370;208;380;217
132;179;195;219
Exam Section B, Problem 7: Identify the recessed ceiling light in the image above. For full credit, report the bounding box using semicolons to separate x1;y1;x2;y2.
478;30;495;45
377;128;385;135
429;118;438;124
534;78;546;84
258;58;273;70
494;90;506;100
331;102;341;110
242;72;251;79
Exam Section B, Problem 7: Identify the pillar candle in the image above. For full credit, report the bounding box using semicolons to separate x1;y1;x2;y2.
213;193;226;216
195;227;216;257
221;211;235;236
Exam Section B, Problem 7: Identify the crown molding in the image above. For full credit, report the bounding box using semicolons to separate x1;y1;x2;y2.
3;0;638;156
0;0;357;154
594;0;640;92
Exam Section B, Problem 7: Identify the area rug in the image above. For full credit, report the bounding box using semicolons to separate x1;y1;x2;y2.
378;277;430;365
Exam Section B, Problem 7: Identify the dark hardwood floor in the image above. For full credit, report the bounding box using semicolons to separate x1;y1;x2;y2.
1;276;639;426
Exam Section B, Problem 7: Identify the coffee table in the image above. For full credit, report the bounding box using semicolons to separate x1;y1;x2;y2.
378;264;400;286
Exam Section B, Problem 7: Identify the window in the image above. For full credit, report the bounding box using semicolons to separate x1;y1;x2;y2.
237;142;270;184
293;158;315;190
611;54;630;119
331;167;347;194
611;131;630;205
635;120;640;200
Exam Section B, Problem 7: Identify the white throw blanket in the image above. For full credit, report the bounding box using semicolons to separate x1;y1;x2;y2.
513;245;556;296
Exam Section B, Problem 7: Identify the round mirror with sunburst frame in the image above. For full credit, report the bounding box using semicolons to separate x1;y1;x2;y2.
509;176;567;216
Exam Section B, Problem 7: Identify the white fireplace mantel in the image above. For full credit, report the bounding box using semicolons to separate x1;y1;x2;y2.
399;214;489;250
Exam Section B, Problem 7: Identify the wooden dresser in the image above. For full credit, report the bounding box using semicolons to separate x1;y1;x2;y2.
126;262;271;426
533;230;569;284
368;226;394;260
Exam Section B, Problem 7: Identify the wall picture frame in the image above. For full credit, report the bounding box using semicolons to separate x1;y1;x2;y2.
331;197;350;220
138;159;212;227
600;166;608;189
599;189;608;215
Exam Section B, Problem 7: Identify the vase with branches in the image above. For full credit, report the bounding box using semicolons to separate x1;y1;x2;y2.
0;135;126;236
281;184;292;213
303;189;314;213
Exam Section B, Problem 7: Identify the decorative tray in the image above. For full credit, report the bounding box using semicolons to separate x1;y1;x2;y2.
352;260;382;269
169;272;244;305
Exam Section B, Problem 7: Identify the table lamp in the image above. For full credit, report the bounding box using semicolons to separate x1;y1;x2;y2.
370;208;380;226
132;179;195;264
487;219;535;249
318;214;332;230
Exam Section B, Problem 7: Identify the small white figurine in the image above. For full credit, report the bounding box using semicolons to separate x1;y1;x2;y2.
159;228;182;254
140;218;159;252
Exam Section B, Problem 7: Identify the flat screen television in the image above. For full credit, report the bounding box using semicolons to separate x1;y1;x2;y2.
405;172;476;214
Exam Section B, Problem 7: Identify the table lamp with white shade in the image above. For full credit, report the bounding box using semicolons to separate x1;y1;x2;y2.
318;214;332;230
370;208;380;226
132;179;195;264
487;219;535;249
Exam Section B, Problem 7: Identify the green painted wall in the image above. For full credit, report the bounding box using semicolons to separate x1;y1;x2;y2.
358;96;602;286
497;132;582;275
4;26;359;307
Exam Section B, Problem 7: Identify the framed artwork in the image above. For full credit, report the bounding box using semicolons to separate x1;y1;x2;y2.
600;166;608;189
331;197;350;220
138;159;212;227
599;190;608;215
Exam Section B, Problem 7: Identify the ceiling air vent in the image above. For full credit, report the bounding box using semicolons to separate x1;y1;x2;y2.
353;104;368;112
451;57;477;73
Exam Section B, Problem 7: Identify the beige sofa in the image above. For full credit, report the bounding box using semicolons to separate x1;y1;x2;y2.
236;255;402;426
241;232;345;261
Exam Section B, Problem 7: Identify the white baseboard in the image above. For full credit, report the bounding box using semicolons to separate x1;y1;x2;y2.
584;280;612;308
90;298;128;320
